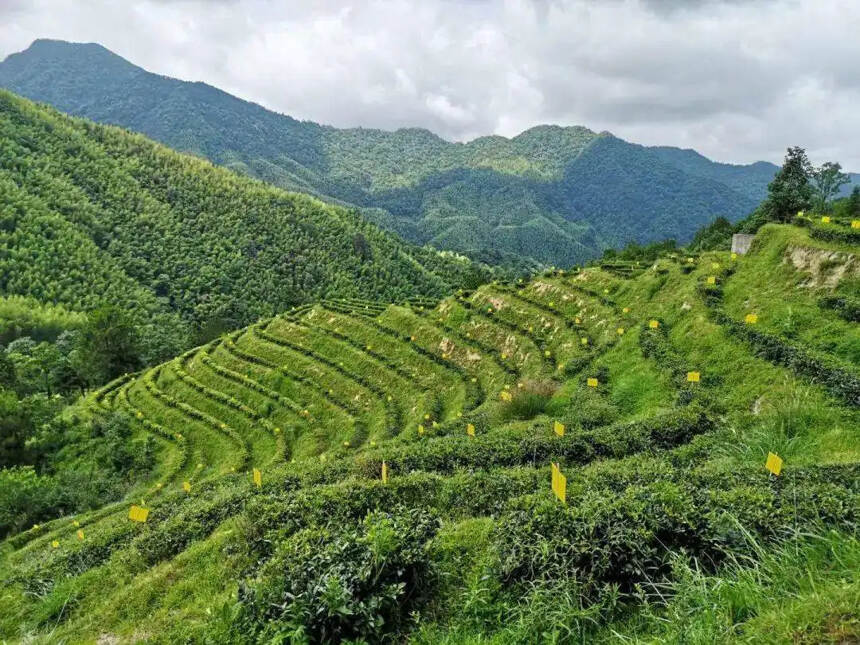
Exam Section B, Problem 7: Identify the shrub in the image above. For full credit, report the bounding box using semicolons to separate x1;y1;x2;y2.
809;224;860;245
492;464;858;604
818;294;860;322
237;506;440;643
499;380;558;421
0;466;64;538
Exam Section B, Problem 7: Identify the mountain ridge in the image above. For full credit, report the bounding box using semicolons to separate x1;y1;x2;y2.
2;39;856;266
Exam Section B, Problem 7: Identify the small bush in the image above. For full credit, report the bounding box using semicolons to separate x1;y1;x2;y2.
500;380;558;421
237;506;440;643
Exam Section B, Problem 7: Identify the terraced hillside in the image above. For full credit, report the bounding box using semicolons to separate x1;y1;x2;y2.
1;223;858;643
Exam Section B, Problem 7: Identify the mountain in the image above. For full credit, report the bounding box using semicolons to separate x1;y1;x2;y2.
7;39;851;266
2;220;857;642
0;89;482;361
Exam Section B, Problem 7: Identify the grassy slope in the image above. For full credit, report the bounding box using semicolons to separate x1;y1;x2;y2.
0;224;857;643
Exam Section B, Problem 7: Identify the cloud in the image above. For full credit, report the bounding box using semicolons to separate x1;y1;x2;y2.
1;0;858;168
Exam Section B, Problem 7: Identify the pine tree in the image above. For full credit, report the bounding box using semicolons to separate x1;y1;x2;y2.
765;147;813;222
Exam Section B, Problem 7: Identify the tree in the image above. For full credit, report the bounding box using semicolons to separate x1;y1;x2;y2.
811;162;850;213
765;147;813;222
74;307;142;386
846;185;860;217
352;233;373;263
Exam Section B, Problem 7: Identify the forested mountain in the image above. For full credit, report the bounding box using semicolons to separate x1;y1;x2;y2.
6;39;854;266
0;89;481;361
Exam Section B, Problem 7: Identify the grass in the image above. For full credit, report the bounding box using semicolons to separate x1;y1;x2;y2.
1;222;857;643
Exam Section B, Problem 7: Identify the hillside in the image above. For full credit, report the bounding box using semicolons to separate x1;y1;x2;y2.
0;89;483;359
1;221;857;643
5;39;847;266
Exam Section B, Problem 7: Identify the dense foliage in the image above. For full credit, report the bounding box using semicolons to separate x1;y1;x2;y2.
0;90;485;348
8;40;857;267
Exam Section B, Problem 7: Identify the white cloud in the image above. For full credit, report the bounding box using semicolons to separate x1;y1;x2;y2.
1;0;858;168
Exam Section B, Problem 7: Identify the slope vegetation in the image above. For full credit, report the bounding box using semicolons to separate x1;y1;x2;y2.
1;222;857;643
0;89;480;357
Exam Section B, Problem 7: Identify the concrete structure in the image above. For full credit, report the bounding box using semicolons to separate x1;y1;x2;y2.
731;233;755;255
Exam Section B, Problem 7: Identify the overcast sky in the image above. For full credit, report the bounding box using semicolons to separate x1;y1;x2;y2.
1;0;858;168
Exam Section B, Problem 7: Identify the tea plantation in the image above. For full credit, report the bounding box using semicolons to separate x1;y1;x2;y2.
1;222;857;643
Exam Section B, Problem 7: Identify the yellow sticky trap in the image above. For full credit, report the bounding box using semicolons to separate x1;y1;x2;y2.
253;468;262;488
707;276;716;285
553;421;565;437
77;530;84;541
687;371;700;383
852;220;860;229
587;377;598;388
745;313;758;324
381;461;389;484
821;216;831;223
687;257;694;263
581;337;588;345
183;481;191;493
424;413;430;420
467;423;475;437
544;350;551;357
649;320;659;329
128;505;149;523
500;353;507;359
548;301;555;307
731;252;738;260
51;540;59;548
617;327;625;335
418;424;425;436
500;391;512;402
765;452;783;476
551;462;567;504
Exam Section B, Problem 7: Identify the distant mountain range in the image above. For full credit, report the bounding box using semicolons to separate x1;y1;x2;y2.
1;39;855;266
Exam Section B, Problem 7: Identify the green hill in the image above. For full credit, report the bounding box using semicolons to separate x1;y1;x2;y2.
0;89;484;360
1;220;857;643
8;39;852;267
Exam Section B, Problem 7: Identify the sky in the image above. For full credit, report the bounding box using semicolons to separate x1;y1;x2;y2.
1;0;858;168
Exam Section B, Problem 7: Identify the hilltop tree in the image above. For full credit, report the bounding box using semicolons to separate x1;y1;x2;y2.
765;146;813;222
845;185;860;216
811;161;850;213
